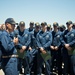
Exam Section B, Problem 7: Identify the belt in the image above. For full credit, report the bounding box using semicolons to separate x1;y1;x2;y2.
32;46;38;49
2;55;18;58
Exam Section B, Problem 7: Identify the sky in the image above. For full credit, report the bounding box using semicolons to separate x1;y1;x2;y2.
0;0;75;28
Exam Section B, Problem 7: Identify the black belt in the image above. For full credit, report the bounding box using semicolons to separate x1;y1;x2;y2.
32;46;38;49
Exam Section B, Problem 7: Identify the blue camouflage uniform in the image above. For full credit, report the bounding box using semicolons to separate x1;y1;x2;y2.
0;30;18;75
29;30;40;74
14;29;31;75
51;30;62;74
30;30;40;57
61;29;75;75
36;30;52;75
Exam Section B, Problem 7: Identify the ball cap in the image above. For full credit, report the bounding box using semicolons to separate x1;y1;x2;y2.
60;24;66;29
66;21;72;25
53;22;59;27
5;18;16;25
30;21;34;25
41;22;47;26
35;22;40;27
47;24;51;28
19;21;25;26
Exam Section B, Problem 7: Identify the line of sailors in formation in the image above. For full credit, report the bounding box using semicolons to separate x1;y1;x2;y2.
0;18;75;75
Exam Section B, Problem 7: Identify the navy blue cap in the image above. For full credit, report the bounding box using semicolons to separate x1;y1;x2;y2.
35;22;40;27
53;22;59;27
5;18;16;25
30;21;34;25
41;22;47;26
66;21;72;25
60;24;66;29
47;24;51;28
19;21;25;26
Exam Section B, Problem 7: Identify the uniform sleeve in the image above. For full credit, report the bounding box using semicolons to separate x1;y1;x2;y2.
1;34;15;52
69;40;75;47
24;33;31;47
60;32;66;46
36;33;42;48
43;33;52;49
69;32;75;47
57;33;62;47
28;32;32;47
14;30;23;49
